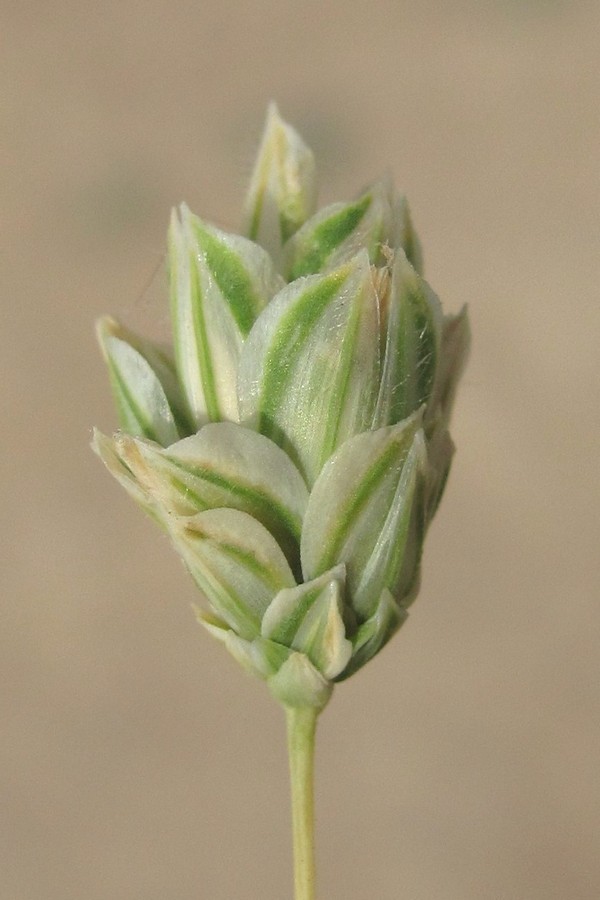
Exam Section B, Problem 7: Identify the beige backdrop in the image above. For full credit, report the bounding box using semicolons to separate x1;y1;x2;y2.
3;2;599;898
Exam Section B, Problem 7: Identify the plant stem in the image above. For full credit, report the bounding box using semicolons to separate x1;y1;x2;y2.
285;705;319;900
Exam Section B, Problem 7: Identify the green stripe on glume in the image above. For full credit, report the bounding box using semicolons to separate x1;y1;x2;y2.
268;585;322;645
413;309;436;409
391;290;436;422
377;456;419;592
289;194;371;279
259;270;348;429
166;458;302;542
194;223;261;335
167;474;210;512
108;360;159;441
189;246;220;420
218;542;287;593
318;282;363;464
191;566;260;637
317;438;404;572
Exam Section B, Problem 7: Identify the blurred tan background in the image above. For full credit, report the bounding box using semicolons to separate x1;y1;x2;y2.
2;2;599;898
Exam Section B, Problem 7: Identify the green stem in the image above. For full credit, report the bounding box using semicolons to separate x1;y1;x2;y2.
285;706;319;900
